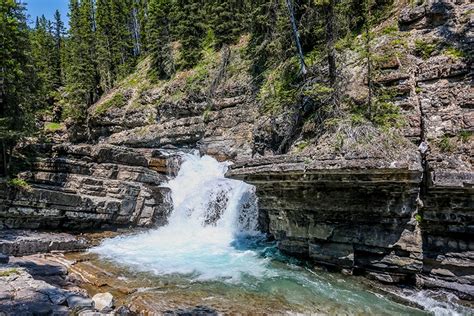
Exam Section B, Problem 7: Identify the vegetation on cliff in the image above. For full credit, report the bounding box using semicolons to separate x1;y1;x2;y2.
1;0;471;175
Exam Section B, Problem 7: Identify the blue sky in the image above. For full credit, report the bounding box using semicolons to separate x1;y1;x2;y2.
25;0;69;27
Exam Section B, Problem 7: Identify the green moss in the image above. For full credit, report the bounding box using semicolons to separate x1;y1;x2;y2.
7;178;30;190
44;122;62;132
415;214;423;223
444;46;465;59
94;93;127;115
295;140;309;152
0;269;20;277
414;39;438;59
415;87;423;93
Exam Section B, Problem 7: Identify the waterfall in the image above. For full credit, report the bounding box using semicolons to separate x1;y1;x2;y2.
92;153;268;281
165;154;259;235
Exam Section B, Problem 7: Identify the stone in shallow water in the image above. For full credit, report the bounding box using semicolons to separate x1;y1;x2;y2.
164;306;219;316
0;252;8;264
67;294;94;309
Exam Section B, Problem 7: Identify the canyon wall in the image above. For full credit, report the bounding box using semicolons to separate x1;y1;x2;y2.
0;0;472;298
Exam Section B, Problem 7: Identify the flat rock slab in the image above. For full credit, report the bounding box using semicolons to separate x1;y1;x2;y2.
0;254;96;315
0;230;89;256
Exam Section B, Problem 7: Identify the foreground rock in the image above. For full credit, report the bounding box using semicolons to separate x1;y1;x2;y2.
0;255;89;315
0;230;89;256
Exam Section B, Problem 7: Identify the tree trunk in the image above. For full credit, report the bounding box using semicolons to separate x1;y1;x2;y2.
326;0;336;87
365;2;373;119
285;0;307;76
1;141;7;177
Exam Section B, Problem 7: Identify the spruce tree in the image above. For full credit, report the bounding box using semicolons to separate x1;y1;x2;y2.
31;15;57;106
146;0;174;78
174;0;205;69
0;0;35;175
96;0;137;91
64;0;98;119
52;10;65;88
208;0;246;48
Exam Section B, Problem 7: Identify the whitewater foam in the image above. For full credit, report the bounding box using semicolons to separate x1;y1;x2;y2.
92;153;266;281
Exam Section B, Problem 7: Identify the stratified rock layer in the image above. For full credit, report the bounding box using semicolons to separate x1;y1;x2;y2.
0;144;173;230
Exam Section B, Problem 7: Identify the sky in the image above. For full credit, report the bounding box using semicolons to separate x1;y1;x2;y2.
25;0;69;27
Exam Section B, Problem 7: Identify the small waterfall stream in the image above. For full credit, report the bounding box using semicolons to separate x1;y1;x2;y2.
91;153;472;315
93;153;268;281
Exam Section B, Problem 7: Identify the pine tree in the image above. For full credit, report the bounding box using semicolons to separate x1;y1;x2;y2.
95;0;115;90
31;15;57;106
173;0;205;69
146;0;174;78
52;10;65;88
95;0;137;91
0;0;36;175
64;0;98;120
208;0;247;48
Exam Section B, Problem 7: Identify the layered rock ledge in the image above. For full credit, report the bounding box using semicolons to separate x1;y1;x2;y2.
228;152;474;299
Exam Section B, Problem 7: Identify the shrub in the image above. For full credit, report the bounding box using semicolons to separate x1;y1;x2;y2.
444;46;465;59
7;178;30;190
438;135;454;152
94;92;127;115
44;122;62;132
414;39;437;59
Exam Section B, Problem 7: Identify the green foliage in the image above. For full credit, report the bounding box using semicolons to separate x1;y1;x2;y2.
458;131;472;144
439;135;454;152
94;93;127;115
207;0;248;48
415;214;423;223
414;39;437;59
0;269;21;277
371;101;404;129
7;178;30;190
381;23;398;35
444;46;465;59
44;122;63;132
295;140;309;152
0;0;37;175
146;0;174;79
173;0;206;69
202;107;212;122
259;59;300;113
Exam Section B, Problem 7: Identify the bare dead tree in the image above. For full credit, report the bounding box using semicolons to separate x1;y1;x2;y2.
285;0;307;76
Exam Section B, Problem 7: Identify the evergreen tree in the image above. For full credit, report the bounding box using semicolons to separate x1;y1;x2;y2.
52;10;65;87
208;0;248;48
64;0;98;119
95;0;137;91
173;0;205;69
0;0;36;175
31;15;57;106
146;0;174;78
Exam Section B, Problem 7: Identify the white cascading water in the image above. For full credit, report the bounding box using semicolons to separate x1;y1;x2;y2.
92;153;270;281
91;153;472;315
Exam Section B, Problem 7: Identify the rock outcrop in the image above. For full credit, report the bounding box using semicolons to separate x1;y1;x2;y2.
230;0;473;298
0;144;174;230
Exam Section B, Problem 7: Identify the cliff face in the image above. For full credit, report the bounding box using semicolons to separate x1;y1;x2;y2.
229;1;473;298
0;144;174;230
0;0;472;298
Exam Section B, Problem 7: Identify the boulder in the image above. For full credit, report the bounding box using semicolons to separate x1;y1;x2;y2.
92;292;115;312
